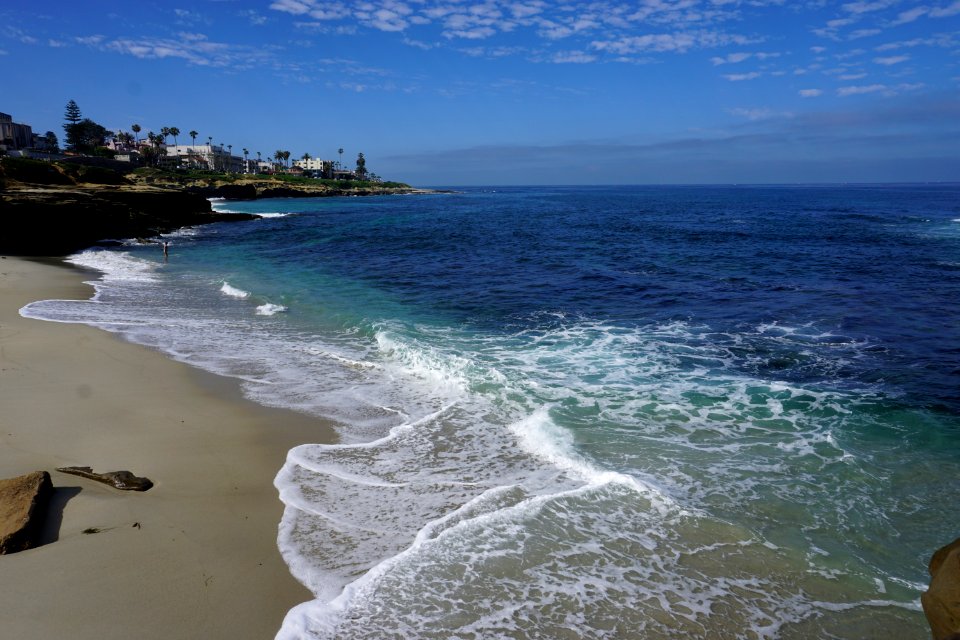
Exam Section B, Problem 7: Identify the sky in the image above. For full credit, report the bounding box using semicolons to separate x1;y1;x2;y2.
2;1;959;185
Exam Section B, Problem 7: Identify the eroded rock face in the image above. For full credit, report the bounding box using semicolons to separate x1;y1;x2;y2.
0;187;256;256
922;537;960;640
0;471;53;554
56;466;153;491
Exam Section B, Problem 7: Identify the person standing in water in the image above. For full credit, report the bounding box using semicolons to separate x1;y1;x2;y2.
162;241;169;261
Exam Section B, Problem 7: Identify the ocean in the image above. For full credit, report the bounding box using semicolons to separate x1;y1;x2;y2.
21;184;960;639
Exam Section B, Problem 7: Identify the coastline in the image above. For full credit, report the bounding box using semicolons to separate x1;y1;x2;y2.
0;256;331;638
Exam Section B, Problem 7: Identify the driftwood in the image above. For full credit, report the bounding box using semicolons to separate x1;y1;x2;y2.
56;466;153;491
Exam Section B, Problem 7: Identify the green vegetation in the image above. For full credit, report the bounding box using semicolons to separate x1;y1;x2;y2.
62;100;111;154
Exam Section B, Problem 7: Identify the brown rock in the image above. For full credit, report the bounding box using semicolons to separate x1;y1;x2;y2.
923;537;960;640
0;471;53;554
56;466;153;491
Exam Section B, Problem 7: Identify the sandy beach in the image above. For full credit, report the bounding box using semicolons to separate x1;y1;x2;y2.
0;256;329;639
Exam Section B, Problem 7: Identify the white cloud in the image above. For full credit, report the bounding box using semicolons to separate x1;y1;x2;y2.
551;50;597;63
849;28;881;39
799;88;823;97
723;71;762;81
842;0;897;15
839;72;867;79
891;6;929;25
85;32;274;69
727;107;790;120
837;83;887;95
874;54;910;65
711;52;753;65
930;1;960;17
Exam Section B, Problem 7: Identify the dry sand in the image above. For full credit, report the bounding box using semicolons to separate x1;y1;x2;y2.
0;256;330;639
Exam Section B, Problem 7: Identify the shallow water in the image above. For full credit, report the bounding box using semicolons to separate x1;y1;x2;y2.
22;185;960;638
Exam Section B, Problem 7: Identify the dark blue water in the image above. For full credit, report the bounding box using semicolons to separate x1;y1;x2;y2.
24;184;960;638
212;185;960;411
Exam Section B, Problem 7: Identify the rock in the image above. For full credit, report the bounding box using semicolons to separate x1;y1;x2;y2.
922;537;960;640
0;471;53;554
0;186;256;255
56;466;153;491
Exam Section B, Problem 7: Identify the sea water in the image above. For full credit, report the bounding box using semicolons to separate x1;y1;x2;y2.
21;185;960;638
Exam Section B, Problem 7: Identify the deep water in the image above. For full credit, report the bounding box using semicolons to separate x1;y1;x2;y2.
23;184;960;639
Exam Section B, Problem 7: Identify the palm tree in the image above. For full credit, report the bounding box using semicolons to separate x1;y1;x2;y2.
207;135;213;147
131;124;141;146
160;127;171;145
242;148;249;173
282;150;291;168
356;152;367;180
338;147;344;169
169;127;180;147
302;152;311;161
189;130;198;147
274;150;283;170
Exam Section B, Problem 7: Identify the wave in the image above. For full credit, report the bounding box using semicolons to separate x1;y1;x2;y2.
271;315;923;638
220;282;250;299
19;243;940;639
65;249;160;284
256;302;288;316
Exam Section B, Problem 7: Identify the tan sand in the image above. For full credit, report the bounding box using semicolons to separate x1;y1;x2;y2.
0;256;330;639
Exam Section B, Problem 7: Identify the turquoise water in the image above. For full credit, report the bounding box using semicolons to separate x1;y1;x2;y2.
22;185;960;638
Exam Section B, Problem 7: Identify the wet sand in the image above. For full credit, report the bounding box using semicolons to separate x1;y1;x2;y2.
0;256;330;639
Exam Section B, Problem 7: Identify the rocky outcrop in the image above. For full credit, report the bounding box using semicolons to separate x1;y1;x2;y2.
185;181;423;200
0;471;53;554
56;466;153;491
0;186;257;255
923;537;960;640
187;183;259;200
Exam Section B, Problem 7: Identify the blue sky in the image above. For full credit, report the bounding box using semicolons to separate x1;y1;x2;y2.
2;1;959;185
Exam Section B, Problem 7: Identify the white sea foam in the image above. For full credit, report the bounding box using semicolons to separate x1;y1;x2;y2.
20;248;929;638
220;282;250;299
65;249;159;284
256;302;288;316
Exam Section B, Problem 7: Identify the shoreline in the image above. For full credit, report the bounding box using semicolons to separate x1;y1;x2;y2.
0;256;331;638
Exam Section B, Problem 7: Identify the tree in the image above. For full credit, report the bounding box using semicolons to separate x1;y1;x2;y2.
242;148;249;173
65;118;110;153
63;100;83;150
169;127;180;147
64;100;82;124
44;131;59;150
338;147;344;169
160;127;171;145
131;123;141;145
189;130;198;146
282;150;291;168
356;152;367;180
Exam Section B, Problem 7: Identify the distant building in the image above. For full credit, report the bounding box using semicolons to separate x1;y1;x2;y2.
166;144;244;173
292;157;334;178
0;112;34;152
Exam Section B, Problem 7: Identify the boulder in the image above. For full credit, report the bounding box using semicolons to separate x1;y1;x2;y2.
56;466;153;491
0;471;53;554
922;536;960;640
